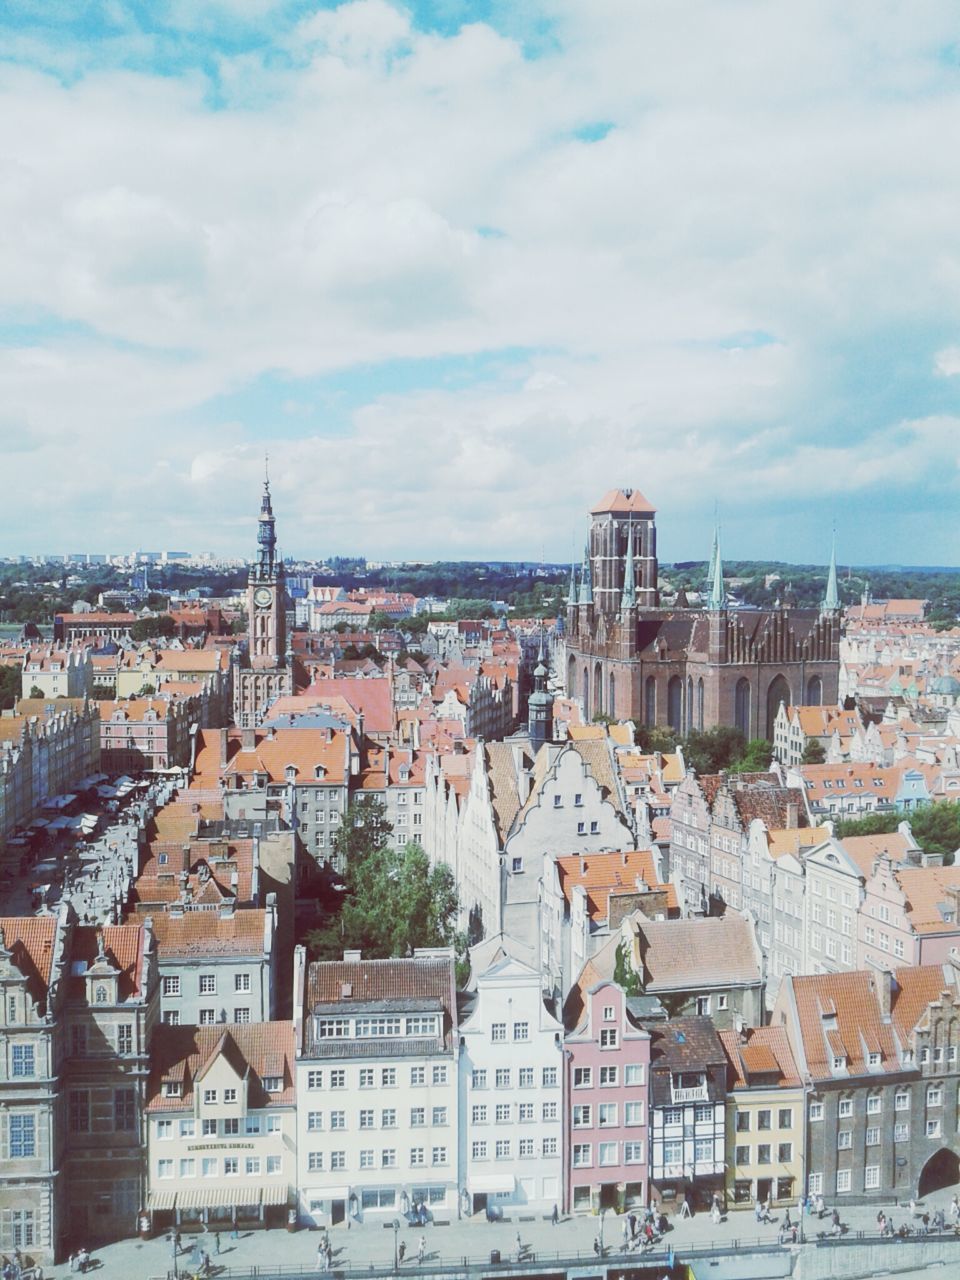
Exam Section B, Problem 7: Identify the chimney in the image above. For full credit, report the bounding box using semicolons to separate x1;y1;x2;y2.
579;855;586;877
878;968;895;1019
343;949;362;963
621;851;628;868
219;727;229;768
181;844;192;873
785;802;798;830
241;727;256;752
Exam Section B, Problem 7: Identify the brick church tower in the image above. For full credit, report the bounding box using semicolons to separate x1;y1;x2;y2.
565;488;841;737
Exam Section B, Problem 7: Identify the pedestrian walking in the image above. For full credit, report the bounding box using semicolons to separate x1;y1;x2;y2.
815;1193;825;1220
418;1234;426;1264
551;1203;559;1226
230;1222;239;1241
593;1235;601;1257
214;1231;221;1255
515;1230;523;1261
398;1241;406;1263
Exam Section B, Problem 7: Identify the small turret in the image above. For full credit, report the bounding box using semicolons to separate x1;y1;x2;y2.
707;527;726;611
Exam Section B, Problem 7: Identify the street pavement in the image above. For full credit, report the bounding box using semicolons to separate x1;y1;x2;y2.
39;1180;960;1280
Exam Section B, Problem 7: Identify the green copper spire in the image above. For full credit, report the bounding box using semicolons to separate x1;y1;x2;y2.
621;518;636;611
567;562;578;607
578;547;593;606
705;524;718;597
823;532;839;613
708;528;726;611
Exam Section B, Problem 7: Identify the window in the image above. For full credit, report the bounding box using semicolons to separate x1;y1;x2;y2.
179;1119;195;1138
330;1111;345;1130
162;975;180;997
472;1070;487;1089
864;1165;880;1190
158;1159;174;1179
359;1150;374;1169
895;1090;909;1111
598;1103;617;1127
866;1095;881;1115
735;1145;750;1166
224;1088;237;1104
573;1105;592;1128
202;1157;218;1178
491;1023;506;1042
625;1064;644;1086
409;1148;425;1167
736;1111;751;1132
543;1136;558;1156
865;1127;880;1147
574;1067;593;1089
778;1142;793;1162
359;1110;374;1129
157;1119;173;1141
572;1144;592;1168
542;1066;558;1087
472;1140;487;1160
926;1118;942;1138
663;1141;683;1164
757;1109;772;1130
203;1089;217;1105
495;1068;510;1089
625;1141;644;1163
307;1112;323;1132
696;996;711;1016
245;1116;262;1135
519;1137;535;1158
894;1122;909;1141
381;1109;397;1129
222;1118;239;1136
266;1155;282;1175
542;1102;558;1121
381;1149;397;1168
625;1101;644;1126
10;1210;34;1249
359;1069;374;1089
517;1102;534;1123
511;856;523;873
114;1088;137;1132
199;1008;216;1025
234;973;251;992
307;1070;324;1089
599;1141;618;1166
927;1085;942;1107
837;1131;852;1149
512;1021;529;1042
836;1169;851;1194
553;795;562;808
199;974;216;994
695;1138;715;1163
432;1065;448;1086
11;1045;35;1078
663;1107;682;1126
263;1076;282;1093
599;1066;618;1086
382;1068;397;1087
410;1067;425;1086
69;1091;90;1133
180;1159;196;1178
599;1028;618;1049
757;1143;771;1164
838;1099;853;1118
9;1115;35;1158
695;1103;713;1124
778;1108;793;1129
412;1107;427;1127
201;1119;216;1137
519;1068;534;1088
432;1146;447;1165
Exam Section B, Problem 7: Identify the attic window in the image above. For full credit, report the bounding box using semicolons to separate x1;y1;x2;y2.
157;853;168;866
263;1076;282;1093
831;1055;845;1071
314;765;327;780
163;1081;183;1098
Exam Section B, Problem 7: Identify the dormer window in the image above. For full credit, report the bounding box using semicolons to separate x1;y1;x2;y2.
314;764;326;780
263;1076;282;1093
95;986;108;1004
868;1052;881;1068
832;1055;845;1071
163;1081;182;1098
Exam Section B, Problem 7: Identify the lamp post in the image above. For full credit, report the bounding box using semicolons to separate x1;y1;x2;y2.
168;1229;178;1280
393;1218;401;1271
599;1206;607;1256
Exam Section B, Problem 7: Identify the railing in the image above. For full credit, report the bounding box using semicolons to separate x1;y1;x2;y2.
670;1086;708;1103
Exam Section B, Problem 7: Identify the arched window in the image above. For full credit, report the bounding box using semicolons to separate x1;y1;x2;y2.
645;676;657;726
567;654;577;698
735;678;751;738
593;663;604;718
582;667;590;720
806;675;823;706
766;675;791;740
686;677;694;733
608;672;616;719
667;677;683;733
697;678;705;730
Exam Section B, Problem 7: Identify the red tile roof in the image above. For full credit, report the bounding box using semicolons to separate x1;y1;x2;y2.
0;916;58;1006
590;488;656;516
150;910;268;958
146;1022;295;1111
68;924;145;1000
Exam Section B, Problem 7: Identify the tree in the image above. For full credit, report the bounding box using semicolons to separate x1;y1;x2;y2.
0;665;20;711
367;610;394;631
612;939;641;996
130;615;176;642
683;726;746;775
29;684;44;699
730;738;774;773
306;799;466;961
802;738;827;764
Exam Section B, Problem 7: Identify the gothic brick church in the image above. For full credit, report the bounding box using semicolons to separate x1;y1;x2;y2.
563;489;840;739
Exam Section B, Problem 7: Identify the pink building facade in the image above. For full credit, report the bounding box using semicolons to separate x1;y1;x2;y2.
564;979;650;1214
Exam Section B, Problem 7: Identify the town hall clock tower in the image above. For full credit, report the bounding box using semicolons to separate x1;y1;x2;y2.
233;472;293;727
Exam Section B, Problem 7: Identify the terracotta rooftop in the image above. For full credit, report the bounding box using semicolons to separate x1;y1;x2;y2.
0;916;58;1006
590;488;657;516
150;909;268;958
146;1022;295;1112
719;1025;801;1090
896;865;960;934
68;924;145;1000
555;850;677;922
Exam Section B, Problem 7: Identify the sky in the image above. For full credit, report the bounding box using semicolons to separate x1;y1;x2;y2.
1;0;959;566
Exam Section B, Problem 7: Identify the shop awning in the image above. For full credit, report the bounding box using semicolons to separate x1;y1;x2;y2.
148;1191;178;1211
178;1187;240;1208
261;1185;292;1206
468;1174;516;1195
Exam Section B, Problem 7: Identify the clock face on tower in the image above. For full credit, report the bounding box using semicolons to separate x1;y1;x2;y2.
254;587;273;608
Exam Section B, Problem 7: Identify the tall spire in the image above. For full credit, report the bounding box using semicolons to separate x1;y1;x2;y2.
823;530;840;613
567;561;578;607
621;517;636;611
578;546;593;606
255;465;277;578
706;524;718;598
707;526;726;611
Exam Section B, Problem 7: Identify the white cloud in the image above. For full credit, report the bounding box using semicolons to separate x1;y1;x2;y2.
0;1;959;562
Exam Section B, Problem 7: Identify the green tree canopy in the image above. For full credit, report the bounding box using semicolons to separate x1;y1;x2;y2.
802;738;827;764
836;801;960;865
0;665;20;711
729;738;774;773
307;798;464;961
130;615;176;642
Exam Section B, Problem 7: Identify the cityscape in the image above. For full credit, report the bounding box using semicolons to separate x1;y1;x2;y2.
2;5;960;1280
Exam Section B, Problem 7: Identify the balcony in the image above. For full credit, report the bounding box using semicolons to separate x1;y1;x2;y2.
671;1085;708;1104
